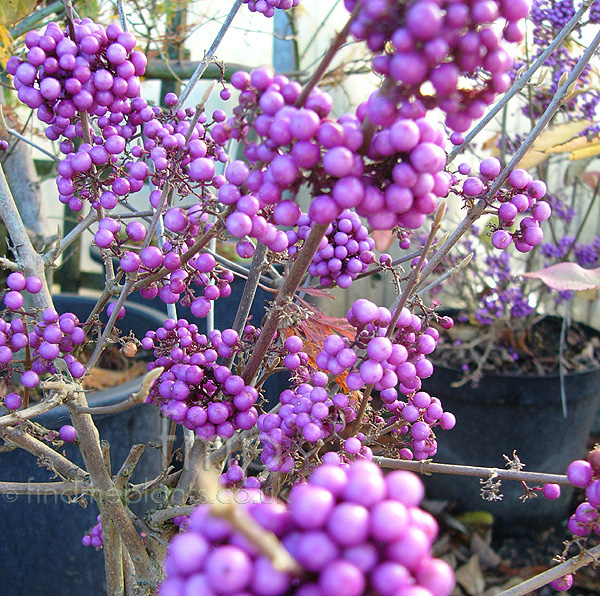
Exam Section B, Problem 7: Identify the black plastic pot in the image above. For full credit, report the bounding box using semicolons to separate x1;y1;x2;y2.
421;335;600;534
0;295;167;596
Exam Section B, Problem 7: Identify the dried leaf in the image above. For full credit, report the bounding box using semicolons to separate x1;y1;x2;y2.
522;262;600;291
281;300;358;397
0;25;13;67
517;120;593;170
471;533;502;570
482;134;499;153
297;286;335;300
81;362;148;390
544;134;590;154
0;0;41;26
456;510;495;527
530;120;593;151
576;288;599;301
456;554;486;596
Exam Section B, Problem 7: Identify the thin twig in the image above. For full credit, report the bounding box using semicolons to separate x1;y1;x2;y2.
146;504;196;528
9;1;65;38
0;480;91;495
294;5;358;107
0;110;59;162
176;0;244;109
494;543;600;596
0;163;53;310
230;242;268;339
44;208;98;265
389;202;446;325
416;253;473;297
170;439;207;507
241;223;329;385
115;445;146;491
73;368;164;415
0;425;88;481
0;392;66;427
374;457;570;485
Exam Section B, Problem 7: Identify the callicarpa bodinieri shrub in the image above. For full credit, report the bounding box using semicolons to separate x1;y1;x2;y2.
0;0;599;594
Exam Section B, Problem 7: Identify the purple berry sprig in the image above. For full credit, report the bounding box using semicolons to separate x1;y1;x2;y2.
143;320;259;440
214;67;450;235
314;300;455;460
243;0;300;17
0;274;90;400
456;157;551;252
564;449;600;538
287;210;375;289
82;516;103;549
258;369;359;474
218;459;263;490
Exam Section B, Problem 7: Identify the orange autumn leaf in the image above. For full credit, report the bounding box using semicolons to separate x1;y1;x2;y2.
281;299;360;402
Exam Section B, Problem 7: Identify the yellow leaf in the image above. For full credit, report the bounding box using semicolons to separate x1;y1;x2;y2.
516;120;593;169
482;133;499;153
545;134;592;154
569;141;600;161
0;0;41;27
576;288;599;301
0;25;13;68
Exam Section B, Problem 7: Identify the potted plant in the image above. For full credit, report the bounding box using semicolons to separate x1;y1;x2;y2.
2;0;600;594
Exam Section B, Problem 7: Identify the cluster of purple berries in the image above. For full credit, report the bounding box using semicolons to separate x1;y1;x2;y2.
358;110;451;230
564;450;600;538
142;247;235;316
345;0;529;132
95;211;234;315
457;158;551;252
257;369;358;473
1;273;88;395
140;95;232;195
143;321;259;440
243;0;300;17
218;459;262;490
217;157;290;254
160;459;455;596
316;300;455;459
6;20;147;214
82;516;103;549
522;0;600;122
544;449;600;591
221;66;450;232
287;211;375;289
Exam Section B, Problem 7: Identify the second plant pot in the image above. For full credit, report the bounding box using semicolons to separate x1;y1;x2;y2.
421;358;600;533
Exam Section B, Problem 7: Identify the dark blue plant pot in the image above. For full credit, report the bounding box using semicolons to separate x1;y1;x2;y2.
421;341;600;534
0;295;167;596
